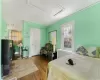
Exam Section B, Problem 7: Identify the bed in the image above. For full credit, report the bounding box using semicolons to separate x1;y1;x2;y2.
47;53;100;80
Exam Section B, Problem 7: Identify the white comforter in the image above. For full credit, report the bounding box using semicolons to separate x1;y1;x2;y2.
48;53;100;80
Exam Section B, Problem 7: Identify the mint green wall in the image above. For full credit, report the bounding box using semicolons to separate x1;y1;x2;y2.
2;20;20;52
46;2;100;50
0;0;2;79
23;21;46;57
2;19;8;39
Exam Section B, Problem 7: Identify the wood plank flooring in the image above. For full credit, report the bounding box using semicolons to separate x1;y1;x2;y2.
18;56;49;80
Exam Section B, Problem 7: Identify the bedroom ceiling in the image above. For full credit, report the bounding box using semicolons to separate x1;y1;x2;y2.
2;0;100;27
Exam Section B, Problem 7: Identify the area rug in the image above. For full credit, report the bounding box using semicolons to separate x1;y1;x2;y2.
4;58;38;80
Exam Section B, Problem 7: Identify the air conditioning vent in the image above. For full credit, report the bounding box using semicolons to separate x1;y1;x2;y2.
53;5;65;16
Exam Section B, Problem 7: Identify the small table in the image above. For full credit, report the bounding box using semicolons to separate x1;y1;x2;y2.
47;51;57;61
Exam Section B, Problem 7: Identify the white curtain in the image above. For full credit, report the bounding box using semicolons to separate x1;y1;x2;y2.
50;31;57;52
61;21;74;51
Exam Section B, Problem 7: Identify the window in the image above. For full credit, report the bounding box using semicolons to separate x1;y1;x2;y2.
49;30;57;52
9;30;22;44
61;21;74;51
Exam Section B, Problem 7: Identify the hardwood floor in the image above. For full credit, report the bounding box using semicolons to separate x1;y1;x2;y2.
19;56;49;80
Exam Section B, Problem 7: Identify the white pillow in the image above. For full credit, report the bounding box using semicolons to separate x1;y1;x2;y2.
86;47;97;57
76;46;88;56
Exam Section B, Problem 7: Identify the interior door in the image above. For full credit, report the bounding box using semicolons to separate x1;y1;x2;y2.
30;28;40;57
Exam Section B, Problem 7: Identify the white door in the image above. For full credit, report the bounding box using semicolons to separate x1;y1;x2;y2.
30;28;40;57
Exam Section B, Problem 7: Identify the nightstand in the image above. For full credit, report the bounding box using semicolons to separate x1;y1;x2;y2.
47;51;57;61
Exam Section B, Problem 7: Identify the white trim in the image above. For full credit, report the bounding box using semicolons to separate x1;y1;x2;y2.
26;0;45;12
61;21;75;51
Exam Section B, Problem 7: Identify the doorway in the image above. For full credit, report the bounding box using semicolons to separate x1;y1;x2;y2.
30;28;40;57
9;30;22;59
